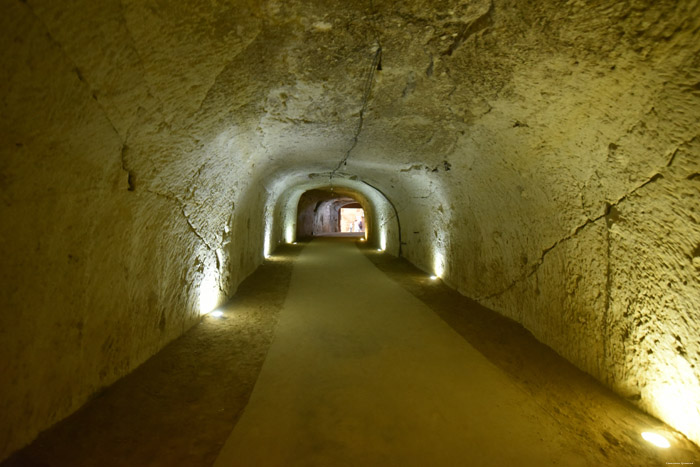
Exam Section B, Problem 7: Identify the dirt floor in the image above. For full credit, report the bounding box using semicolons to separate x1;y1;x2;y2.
3;237;699;466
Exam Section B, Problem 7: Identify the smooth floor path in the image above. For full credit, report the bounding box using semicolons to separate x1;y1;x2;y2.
214;238;584;466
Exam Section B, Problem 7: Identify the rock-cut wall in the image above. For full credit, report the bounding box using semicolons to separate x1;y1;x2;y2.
1;0;699;459
0;0;269;459
369;0;700;445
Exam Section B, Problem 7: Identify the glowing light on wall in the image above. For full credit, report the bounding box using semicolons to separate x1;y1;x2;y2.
434;251;445;278
641;432;670;448
263;236;271;258
646;361;700;445
263;211;273;258
199;270;220;315
379;228;387;251
285;224;294;244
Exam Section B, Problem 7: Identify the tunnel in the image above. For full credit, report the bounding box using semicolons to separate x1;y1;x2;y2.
1;0;699;464
296;190;367;238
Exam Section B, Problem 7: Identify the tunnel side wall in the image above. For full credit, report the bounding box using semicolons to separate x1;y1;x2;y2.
381;6;700;443
0;3;268;459
391;134;700;446
296;194;320;238
314;200;342;234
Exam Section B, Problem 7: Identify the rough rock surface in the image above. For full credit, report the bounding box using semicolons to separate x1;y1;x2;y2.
1;0;698;458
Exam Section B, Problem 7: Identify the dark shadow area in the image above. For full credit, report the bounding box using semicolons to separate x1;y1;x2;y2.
2;245;302;467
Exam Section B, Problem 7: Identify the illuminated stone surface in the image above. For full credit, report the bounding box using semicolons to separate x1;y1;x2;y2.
0;0;698;459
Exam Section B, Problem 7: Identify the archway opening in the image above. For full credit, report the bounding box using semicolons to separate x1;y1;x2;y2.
339;202;365;233
295;190;367;239
271;176;399;255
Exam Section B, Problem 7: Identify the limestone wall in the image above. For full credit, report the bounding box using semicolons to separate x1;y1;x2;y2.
324;0;700;444
0;0;267;459
1;0;699;459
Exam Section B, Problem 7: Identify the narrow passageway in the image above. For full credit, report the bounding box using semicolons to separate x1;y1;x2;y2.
4;2;699;461
211;238;678;466
218;237;578;466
